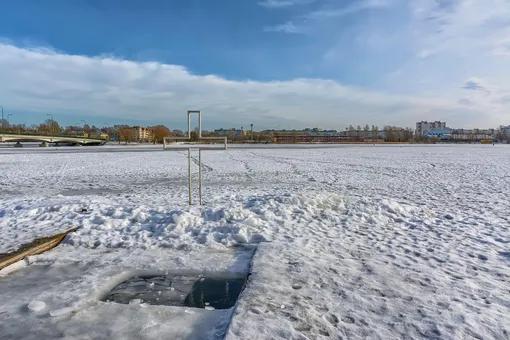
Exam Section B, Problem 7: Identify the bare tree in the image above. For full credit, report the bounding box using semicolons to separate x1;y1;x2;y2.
348;125;356;138
119;127;136;144
151;125;173;144
227;130;235;142
371;125;378;141
38;119;61;136
363;124;370;140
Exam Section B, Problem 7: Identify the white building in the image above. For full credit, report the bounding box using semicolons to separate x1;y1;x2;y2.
416;121;446;135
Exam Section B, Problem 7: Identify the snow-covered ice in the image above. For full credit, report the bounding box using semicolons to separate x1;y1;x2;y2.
1;144;509;339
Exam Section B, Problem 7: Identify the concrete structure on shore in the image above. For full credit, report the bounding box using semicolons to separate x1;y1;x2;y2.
0;133;106;145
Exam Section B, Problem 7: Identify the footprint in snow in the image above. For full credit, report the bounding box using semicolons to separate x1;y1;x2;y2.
341;316;355;324
477;254;488;261
325;314;339;325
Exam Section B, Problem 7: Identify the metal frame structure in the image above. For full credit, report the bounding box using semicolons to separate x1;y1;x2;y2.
163;110;227;205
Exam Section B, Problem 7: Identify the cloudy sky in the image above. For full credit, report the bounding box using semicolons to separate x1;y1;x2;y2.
0;0;509;130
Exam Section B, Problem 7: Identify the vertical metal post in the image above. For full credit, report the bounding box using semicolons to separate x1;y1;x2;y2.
187;111;191;138
188;148;192;205
198;111;202;138
164;110;225;206
199;149;203;205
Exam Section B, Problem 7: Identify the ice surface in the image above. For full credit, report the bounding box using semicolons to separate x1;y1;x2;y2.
1;145;510;339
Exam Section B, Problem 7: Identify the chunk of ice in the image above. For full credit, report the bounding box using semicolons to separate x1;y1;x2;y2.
28;300;46;312
50;307;74;317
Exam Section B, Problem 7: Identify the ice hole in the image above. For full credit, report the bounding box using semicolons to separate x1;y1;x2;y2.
103;274;248;310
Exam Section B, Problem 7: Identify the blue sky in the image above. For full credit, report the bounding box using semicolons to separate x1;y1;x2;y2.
0;0;509;130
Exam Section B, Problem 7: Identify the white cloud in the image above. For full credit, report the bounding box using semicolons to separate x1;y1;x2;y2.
307;0;392;19
410;0;510;57
263;0;394;34
259;0;315;8
264;22;302;34
0;43;489;129
461;77;490;93
260;0;510;128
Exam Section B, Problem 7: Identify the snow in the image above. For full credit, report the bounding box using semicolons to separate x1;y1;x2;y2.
1;144;510;339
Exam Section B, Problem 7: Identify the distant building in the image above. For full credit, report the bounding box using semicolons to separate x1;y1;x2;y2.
89;133;109;140
135;126;154;142
123;126;154;142
261;128;339;136
416;121;446;135
214;128;246;138
425;128;495;141
424;128;453;139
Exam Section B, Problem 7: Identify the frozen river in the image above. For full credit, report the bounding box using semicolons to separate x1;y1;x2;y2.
1;144;509;339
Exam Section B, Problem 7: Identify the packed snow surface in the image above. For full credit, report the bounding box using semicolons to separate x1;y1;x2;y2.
1;144;509;339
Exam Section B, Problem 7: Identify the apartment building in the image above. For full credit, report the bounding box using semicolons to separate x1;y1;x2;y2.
416;121;447;135
121;126;154;142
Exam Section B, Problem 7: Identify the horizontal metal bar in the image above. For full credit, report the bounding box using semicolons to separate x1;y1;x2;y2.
164;137;195;141
163;137;226;141
163;136;227;150
163;147;226;151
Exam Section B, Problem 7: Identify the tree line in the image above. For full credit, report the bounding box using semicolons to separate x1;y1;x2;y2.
344;125;416;142
0;118;273;144
3;118;508;144
0;118;178;144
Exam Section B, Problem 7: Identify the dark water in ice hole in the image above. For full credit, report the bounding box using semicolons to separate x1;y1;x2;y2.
103;275;247;310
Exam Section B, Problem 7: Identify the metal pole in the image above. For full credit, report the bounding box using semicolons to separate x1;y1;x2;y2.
198;111;202;138
187;112;191;139
0;106;3;133
188;148;192;205
199;149;203;205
